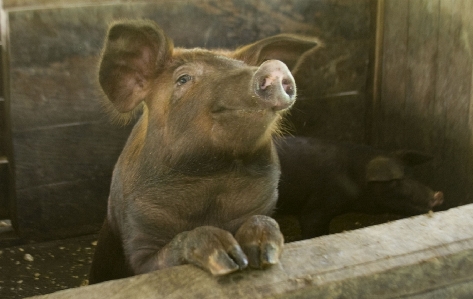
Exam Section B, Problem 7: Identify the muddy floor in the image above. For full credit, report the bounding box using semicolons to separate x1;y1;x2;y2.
0;213;402;299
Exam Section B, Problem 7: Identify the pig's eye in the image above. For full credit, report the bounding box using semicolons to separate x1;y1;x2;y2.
176;74;192;86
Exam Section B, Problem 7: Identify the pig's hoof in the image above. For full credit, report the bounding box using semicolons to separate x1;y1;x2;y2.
235;215;284;269
182;226;248;276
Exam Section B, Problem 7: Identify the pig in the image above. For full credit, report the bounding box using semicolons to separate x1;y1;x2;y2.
274;136;444;239
88;20;319;284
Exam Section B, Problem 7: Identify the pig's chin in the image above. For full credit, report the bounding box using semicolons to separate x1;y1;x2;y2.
382;202;432;216
210;109;281;153
211;105;282;125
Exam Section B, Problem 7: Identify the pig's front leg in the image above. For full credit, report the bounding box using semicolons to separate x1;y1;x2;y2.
235;215;284;269
154;226;249;275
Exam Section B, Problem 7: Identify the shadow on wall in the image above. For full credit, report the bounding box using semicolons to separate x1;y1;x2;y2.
285;0;473;210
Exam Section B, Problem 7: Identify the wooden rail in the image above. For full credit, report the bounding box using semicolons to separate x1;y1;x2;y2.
29;204;473;299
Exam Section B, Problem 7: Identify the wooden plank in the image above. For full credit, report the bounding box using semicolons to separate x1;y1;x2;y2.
436;0;473;207
27;204;473;299
9;56;106;132
433;0;453;203
365;0;384;145
0;97;8;219
7;122;123;243
404;0;440;151
15;177;109;238
12;123;130;191
391;0;443;206
0;162;9;219
0;99;5;157
377;0;409;149
467;0;473;203
2;0;153;10
378;0;473;209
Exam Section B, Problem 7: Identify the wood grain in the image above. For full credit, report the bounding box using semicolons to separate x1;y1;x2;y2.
377;0;409;149
376;0;473;208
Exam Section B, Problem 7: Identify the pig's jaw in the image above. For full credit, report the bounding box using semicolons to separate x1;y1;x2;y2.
210;110;283;155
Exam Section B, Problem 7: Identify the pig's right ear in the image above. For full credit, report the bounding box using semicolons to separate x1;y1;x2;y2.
366;156;405;182
99;20;173;113
232;34;321;70
393;150;433;167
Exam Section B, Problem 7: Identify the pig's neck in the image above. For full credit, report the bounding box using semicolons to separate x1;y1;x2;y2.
123;114;277;178
163;145;277;177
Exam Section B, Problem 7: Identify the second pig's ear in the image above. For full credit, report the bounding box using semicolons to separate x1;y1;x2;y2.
99;20;173;113
366;156;405;182
232;34;321;70
393;150;433;167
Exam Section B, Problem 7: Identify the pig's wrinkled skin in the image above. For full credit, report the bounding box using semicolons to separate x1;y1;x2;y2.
88;20;319;284
275;136;444;239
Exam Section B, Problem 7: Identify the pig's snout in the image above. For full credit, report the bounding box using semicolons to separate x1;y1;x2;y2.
431;191;444;208
254;60;296;111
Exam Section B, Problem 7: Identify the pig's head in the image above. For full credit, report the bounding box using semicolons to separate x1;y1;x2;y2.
99;20;319;160
364;151;444;215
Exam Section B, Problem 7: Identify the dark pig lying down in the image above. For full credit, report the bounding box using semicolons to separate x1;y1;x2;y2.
88;20;319;283
275;136;444;239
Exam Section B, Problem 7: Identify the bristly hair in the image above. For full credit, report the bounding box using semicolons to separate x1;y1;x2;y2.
100;90;145;126
277;109;296;138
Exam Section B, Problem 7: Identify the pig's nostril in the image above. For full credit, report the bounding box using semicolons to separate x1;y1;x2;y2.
282;79;295;97
260;77;270;90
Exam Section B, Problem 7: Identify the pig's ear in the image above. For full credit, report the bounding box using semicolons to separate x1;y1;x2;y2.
99;20;173;112
366;156;404;182
232;34;320;69
393;150;433;167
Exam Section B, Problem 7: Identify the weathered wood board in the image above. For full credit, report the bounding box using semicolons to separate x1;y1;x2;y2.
374;0;473;209
26;204;473;299
2;0;372;238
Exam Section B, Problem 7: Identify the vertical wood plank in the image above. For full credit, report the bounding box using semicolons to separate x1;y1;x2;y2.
433;0;452;199
463;0;473;203
0;162;8;219
404;0;440;151
437;0;472;205
377;0;409;149
379;0;473;207
365;0;384;145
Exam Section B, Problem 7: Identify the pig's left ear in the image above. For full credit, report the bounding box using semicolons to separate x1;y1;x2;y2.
393;150;433;167
99;20;173;113
232;34;321;69
366;156;404;182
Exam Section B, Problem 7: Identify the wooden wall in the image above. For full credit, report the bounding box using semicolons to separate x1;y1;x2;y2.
0;19;9;220
1;0;372;239
372;0;473;209
3;0;471;240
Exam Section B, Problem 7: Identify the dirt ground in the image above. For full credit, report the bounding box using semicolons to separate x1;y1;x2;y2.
0;213;403;299
0;234;97;299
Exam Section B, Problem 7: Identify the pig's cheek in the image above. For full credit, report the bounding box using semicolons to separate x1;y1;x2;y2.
169;85;192;105
235;215;284;269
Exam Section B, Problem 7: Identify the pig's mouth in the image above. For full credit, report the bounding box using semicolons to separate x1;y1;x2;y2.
396;191;444;215
212;106;273;115
430;191;444;208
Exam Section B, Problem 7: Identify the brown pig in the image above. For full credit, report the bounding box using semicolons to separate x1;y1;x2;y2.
275;136;444;239
88;20;319;283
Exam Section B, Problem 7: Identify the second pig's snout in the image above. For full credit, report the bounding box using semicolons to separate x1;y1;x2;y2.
253;60;296;111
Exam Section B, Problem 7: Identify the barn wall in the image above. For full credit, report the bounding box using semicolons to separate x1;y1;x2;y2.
1;0;372;239
373;0;473;208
